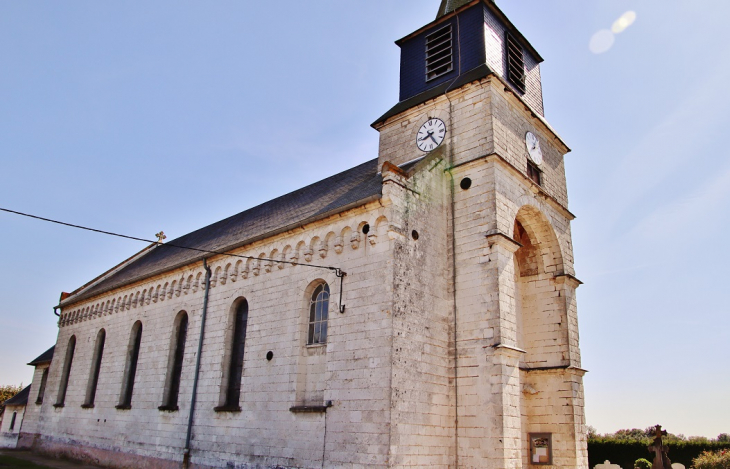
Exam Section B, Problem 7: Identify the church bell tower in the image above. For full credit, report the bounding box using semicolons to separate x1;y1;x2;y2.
372;0;588;467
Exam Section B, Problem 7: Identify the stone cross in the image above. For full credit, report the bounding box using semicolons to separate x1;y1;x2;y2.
648;425;672;469
155;231;167;244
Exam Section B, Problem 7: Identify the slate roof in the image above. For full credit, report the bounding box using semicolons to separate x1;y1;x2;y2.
3;385;30;407
27;346;55;366
436;0;474;18
63;158;384;305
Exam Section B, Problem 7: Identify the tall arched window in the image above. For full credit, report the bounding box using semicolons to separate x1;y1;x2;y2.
9;412;17;431
160;311;188;410
308;282;329;345
55;335;76;407
36;368;49;404
216;299;248;411
83;328;106;408
117;321;142;409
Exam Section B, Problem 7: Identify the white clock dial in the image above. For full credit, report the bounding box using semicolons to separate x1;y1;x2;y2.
416;118;446;152
525;131;543;165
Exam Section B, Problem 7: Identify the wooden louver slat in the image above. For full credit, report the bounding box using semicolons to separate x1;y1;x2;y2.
426;24;454;81
506;32;526;94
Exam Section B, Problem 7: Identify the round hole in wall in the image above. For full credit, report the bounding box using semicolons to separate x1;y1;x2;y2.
411;230;419;240
460;177;472;190
266;351;273;361
362;224;370;234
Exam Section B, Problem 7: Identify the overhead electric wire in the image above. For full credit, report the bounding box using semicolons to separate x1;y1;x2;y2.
0;206;344;274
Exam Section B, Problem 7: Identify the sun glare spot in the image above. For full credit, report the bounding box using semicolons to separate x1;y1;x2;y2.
612;11;637;34
589;29;615;54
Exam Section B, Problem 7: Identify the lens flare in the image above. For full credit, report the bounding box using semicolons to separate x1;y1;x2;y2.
589;29;615;54
612;11;637;34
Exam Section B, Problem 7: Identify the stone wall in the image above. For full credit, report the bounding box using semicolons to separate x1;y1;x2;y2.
32;202;398;469
384;151;456;467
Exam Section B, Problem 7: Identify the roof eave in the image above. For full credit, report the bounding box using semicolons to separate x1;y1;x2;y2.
59;192;383;308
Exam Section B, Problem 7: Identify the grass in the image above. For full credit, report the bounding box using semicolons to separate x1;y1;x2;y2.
0;454;52;468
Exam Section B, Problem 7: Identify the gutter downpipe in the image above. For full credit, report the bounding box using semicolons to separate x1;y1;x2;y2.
183;258;212;469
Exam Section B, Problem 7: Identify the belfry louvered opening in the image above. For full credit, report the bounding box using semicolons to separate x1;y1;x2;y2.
425;24;454;81
506;32;526;94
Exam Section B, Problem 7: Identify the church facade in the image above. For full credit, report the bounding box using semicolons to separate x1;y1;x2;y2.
19;1;588;467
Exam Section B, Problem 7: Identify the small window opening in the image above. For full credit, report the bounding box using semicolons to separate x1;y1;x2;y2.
36;368;49;404
527;160;541;186
411;230;419;240
460;177;472;190
426;24;454;81
83;329;106;408
118;321;142;409
266;351;274;361
308;283;330;345
9;412;17;431
362;224;370;234
55;335;76;407
506;32;526;94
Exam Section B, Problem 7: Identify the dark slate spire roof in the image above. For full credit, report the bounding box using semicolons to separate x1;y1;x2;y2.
436;0;475;18
62;158;384;305
27;346;55;366
3;385;30;407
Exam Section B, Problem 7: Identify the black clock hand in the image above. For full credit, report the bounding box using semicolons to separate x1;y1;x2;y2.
429;134;439;144
418;131;434;141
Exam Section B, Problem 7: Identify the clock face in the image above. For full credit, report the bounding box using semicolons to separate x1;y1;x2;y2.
525;131;543;165
416;118;446;152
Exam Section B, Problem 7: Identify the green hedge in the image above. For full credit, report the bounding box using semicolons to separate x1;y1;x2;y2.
588;441;730;469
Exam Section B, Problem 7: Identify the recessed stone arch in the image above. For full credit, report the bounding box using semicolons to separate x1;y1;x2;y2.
512;204;564;276
281;245;292;269
232;260;243;281
266;249;278;273
292;241;306;264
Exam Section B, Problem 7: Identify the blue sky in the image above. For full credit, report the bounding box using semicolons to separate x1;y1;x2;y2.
1;1;727;438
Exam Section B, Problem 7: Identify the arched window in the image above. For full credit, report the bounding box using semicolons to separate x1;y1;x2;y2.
54;335;76;407
83;329;106;408
36;368;49;404
308;282;329;345
160;311;188;410
216;299;248;411
117;321;142;409
9;412;17;431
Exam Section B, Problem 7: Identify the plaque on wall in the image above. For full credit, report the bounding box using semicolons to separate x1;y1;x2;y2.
529;433;553;465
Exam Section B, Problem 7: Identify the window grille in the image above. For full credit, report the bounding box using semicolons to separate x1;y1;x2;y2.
426;24;454;81
506;32;526;94
308;283;330;345
527;160;541;186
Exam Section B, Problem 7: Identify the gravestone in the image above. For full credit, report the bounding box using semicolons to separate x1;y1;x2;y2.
648;425;673;469
671;464;685;469
594;461;621;469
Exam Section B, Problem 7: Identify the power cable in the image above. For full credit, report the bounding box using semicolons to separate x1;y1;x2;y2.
0;207;345;276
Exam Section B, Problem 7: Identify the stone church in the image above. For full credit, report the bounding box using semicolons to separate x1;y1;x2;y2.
18;0;588;467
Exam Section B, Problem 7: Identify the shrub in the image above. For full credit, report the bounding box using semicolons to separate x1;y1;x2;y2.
588;440;730;469
693;449;730;469
634;458;651;469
